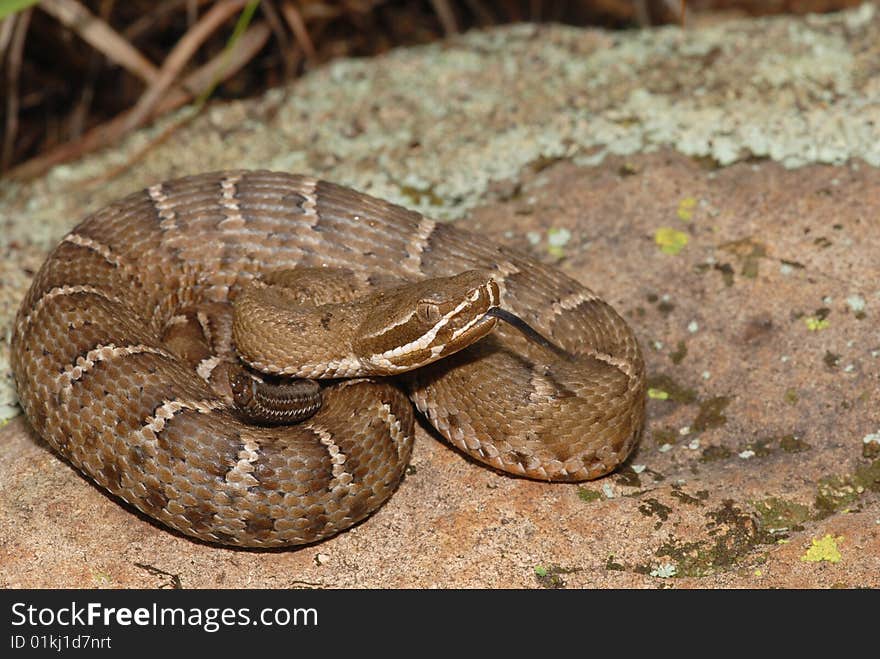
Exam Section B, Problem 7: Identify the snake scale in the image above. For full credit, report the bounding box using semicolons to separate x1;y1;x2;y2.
11;170;646;547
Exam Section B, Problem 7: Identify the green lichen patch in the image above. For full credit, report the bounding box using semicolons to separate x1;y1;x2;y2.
784;388;799;405
652;426;678;446
618;162;640;177
670;485;709;506
646;374;698;405
720;237;767;280
813;459;880;519
657;299;676;315
692;396;732;432
700;445;734;463
695;259;736;285
751;497;810;537
736;433;810;458
613;466;642;488
814;474;863;519
739;437;777;458
632;466;666;485
653;500;767;578
605;555;625;571
638;498;672;530
649;541;707;579
713;262;736;287
854;459;880;493
670;340;688;365
533;564;580;589
779;434;811;453
576;487;602;503
398;184;444;208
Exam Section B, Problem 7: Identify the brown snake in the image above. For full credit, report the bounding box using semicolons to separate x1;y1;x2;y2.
10;170;646;548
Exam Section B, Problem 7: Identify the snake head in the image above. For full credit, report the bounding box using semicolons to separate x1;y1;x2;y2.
356;270;500;372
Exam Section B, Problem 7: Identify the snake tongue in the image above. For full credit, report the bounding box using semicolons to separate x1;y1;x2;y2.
484;307;573;361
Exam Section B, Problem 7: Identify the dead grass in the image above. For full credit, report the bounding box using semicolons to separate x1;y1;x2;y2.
0;0;864;180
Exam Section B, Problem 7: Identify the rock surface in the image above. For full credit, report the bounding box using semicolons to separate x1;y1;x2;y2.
1;7;878;588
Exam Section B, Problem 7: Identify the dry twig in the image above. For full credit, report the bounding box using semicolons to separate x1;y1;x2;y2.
39;0;160;84
430;0;459;34
2;8;31;172
9;5;268;180
122;0;252;133
280;0;317;65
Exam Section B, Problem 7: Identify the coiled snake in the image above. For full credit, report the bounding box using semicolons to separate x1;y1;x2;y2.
11;170;646;547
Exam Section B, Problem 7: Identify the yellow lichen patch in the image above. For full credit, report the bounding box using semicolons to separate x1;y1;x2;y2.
546;227;571;259
648;388;670;400
800;534;843;564
655;228;689;255
677;197;697;221
805;316;829;331
91;571;114;586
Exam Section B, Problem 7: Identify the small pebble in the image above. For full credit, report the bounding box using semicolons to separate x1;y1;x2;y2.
846;294;866;313
547;227;571;248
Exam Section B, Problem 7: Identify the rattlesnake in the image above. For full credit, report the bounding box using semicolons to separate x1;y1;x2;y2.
10;170;645;547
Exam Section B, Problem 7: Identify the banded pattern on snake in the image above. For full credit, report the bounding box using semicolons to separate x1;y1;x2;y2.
10;170;646;547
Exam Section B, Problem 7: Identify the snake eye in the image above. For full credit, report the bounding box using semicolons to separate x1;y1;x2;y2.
416;300;442;324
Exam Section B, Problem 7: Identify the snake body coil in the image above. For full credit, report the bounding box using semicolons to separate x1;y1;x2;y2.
11;171;645;547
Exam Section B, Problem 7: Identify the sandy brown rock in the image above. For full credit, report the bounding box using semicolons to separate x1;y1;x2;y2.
2;150;878;588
